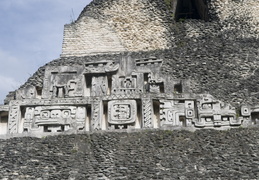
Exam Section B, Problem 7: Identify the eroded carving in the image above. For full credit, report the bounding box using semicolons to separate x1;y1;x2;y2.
160;99;194;127
112;74;143;95
85;61;119;74
92;76;108;96
147;74;164;94
42;66;84;99
8;105;20;134
142;98;153;128
194;95;239;127
91;98;103;130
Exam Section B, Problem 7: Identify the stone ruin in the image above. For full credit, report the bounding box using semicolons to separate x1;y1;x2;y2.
0;0;258;135
0;54;257;135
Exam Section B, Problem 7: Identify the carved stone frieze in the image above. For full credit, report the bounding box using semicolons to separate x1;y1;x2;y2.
42;66;84;99
108;100;137;126
16;85;37;100
91;76;108;96
85;61;119;74
147;73;164;94
91;98;103;130
194;94;239;127
160;99;194;127
23;106;86;133
142;98;153;128
112;73;144;95
8;105;20;134
2;55;257;135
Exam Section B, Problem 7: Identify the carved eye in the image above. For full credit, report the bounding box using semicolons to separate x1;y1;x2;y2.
186;110;193;117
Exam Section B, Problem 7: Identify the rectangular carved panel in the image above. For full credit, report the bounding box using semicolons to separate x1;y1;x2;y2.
91;98;103;130
108;100;136;125
8;105;20;134
24;106;86;133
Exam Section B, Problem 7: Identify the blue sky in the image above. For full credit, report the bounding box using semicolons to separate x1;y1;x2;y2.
0;0;91;104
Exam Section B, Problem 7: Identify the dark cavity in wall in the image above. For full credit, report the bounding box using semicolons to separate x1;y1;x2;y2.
175;0;209;21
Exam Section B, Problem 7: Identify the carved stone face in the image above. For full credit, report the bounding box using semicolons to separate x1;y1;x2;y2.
50;110;61;119
62;110;70;118
113;104;131;120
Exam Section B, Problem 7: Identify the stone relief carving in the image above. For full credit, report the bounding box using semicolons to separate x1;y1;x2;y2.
8;105;20;134
147;73;164;94
91;98;103;130
160;99;193;127
91;76;108;96
3;56;257;135
16;85;37;99
194;95;240;127
108;100;136;129
241;105;259;125
112;74;143;94
85;61;119;74
142;98;153;128
42;66;84;99
135;58;163;68
23;106;86;133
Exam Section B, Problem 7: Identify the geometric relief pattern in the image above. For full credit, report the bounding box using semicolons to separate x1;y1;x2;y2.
142;98;152;128
91;98;103;130
108;100;136;125
23;106;86;133
8;106;20;134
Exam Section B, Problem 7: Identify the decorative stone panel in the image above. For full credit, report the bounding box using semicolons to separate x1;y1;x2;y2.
23;106;87;133
108;100;137;125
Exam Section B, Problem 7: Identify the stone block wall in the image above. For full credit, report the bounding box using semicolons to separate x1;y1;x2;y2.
61;0;258;57
0;128;259;179
61;0;174;57
208;0;259;39
62;17;125;57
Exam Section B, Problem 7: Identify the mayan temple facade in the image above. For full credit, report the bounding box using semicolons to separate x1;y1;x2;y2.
0;0;258;135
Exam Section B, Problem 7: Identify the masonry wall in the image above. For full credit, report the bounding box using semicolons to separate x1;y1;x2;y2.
61;0;258;57
0;128;259;179
208;0;259;38
61;0;174;57
62;17;125;57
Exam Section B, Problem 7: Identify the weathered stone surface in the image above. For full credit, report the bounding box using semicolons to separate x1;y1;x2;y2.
62;0;175;57
1;0;258;135
2;53;255;135
0;128;259;179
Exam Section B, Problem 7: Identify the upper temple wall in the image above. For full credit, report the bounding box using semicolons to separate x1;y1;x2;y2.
61;0;258;57
61;0;174;57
